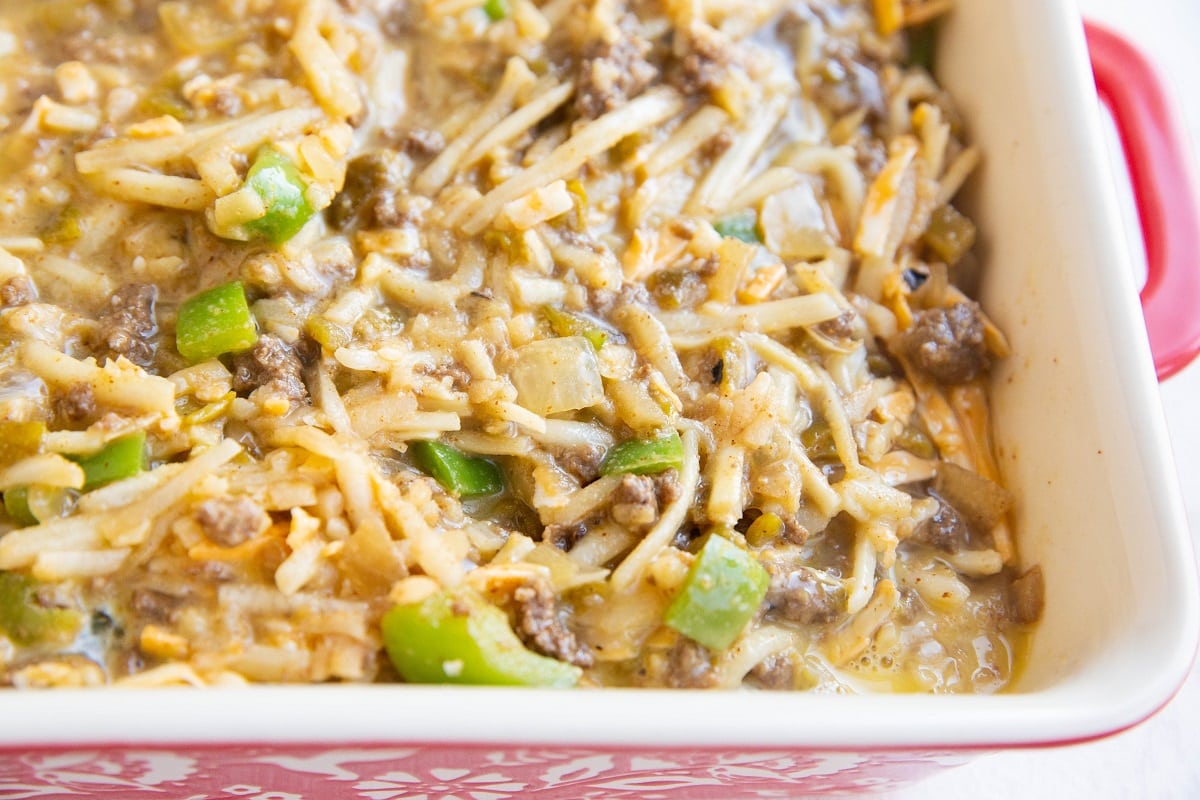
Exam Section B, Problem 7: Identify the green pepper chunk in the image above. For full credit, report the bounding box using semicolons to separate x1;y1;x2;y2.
482;229;529;263
713;210;760;243
140;87;193;121
305;316;351;352
176;280;258;363
664;533;769;651
906;21;939;72
542;306;607;351
922;204;977;266
0;572;81;646
481;0;509;21
40;206;82;245
410;440;504;498
69;432;146;490
381;588;580;686
242;146;315;244
3;488;38;527
599;431;684;476
800;421;838;462
895;423;936;459
3;485;72;526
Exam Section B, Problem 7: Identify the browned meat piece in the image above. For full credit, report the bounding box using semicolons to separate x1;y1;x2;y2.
854;136;888;179
130;589;180;623
401;128;446;158
813;310;859;343
661;637;717;688
588;282;650;316
188;559;237;582
654;469;682;506
93;283;158;367
327;151;405;230
512;576;593;667
314;247;358;285
417;359;471;391
231;334;308;403
702;129;734;158
763;560;844;625
381;0;418;37
811;35;885;120
675;24;737;96
782;514;809;546
1009;565;1045;625
543;520;588;551
575;35;657;119
748;653;796;690
0;276;35;307
195;496;269;547
554;443;605;484
56;382;96;425
208;86;243;117
912;494;971;553
610;474;658;528
934;462;1012;532
900;301;989;384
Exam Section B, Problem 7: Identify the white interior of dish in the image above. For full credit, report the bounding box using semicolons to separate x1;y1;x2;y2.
942;0;1198;704
3;0;1197;751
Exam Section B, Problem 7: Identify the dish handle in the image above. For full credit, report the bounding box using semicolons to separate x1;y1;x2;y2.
1086;22;1200;381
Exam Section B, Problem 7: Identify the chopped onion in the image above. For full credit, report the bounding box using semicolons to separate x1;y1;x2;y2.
760;180;836;260
509;336;604;415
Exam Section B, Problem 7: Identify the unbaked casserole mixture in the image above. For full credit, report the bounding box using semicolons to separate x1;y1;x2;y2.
0;0;1042;691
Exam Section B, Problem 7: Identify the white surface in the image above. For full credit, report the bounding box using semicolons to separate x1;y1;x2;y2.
892;1;1200;797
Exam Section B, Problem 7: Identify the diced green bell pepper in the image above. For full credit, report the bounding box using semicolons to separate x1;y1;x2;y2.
482;0;509;21
410;440;504;498
176;280;258;363
664;533;769;651
140;87;193;121
381;588;581;686
305;316;351;352
3;485;72;527
800;421;838;462
242;146;315;244
713;210;760;243
40;206;82;245
895;423;936;459
69;432;146;490
599;431;684;476
0;572;80;646
542;306;607;351
3;488;38;527
922;204;976;266
906;21;939;72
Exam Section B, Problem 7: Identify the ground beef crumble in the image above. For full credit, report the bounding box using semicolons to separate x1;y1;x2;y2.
92;283;158;368
511;576;593;668
231;334;308;403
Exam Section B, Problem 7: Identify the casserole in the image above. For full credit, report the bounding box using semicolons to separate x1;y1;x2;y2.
0;0;1197;797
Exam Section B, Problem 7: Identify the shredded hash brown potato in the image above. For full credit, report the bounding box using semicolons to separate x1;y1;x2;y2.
0;0;1041;691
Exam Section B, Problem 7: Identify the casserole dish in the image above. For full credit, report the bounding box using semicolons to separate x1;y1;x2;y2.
0;0;1197;797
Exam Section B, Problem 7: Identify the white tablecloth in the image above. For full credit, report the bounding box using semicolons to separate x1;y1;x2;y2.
891;1;1200;797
